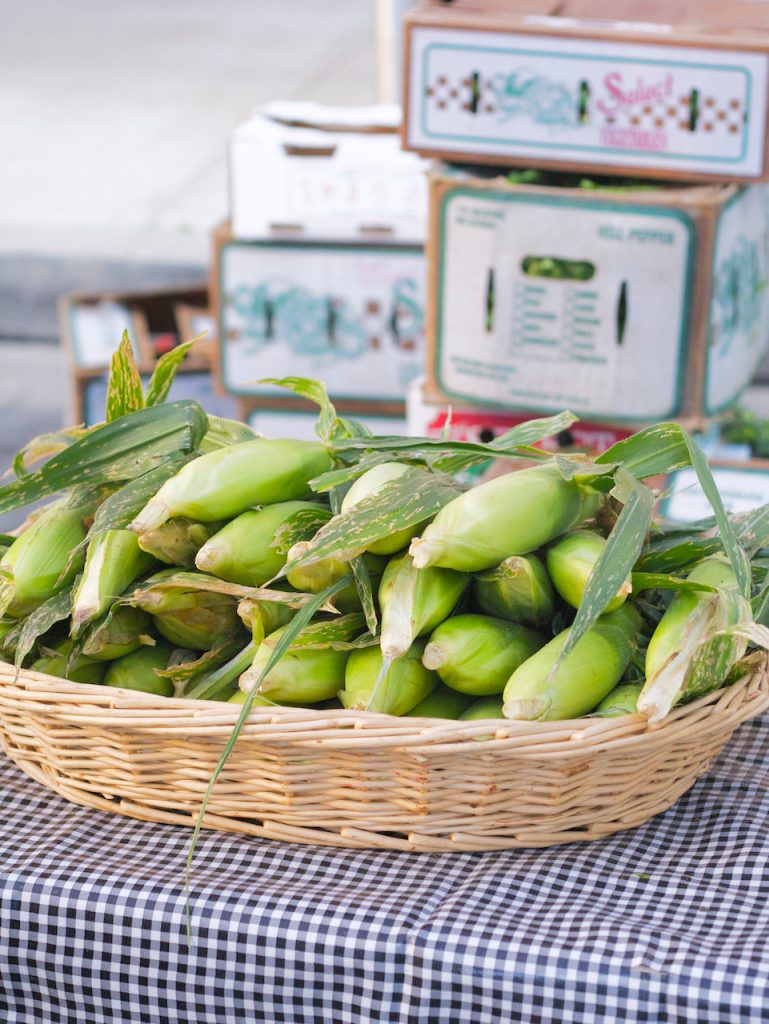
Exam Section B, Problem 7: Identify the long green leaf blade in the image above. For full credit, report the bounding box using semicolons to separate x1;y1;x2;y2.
15;588;75;670
145;341;196;407
106;331;144;423
435;411;578;474
596;423;691;478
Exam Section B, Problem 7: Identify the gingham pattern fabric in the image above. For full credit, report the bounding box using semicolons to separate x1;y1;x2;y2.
1;717;769;1024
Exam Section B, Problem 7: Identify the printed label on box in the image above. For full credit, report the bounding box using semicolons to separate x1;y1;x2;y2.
436;188;692;419
407;27;769;176
247;409;406;442
706;185;769;412
663;465;769;521
220;242;425;401
68;302;136;368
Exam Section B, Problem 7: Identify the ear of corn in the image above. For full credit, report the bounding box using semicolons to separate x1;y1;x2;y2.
241;625;350;704
137;518;224;568
81;606;154;661
472;554;555;628
129;438;333;533
546;530;631;614
409;463;599;572
459;696;505;720
339;640;438;715
404;683;474;719
422;613;546;695
103;642;175;696
503;603;641;721
72;530;155;633
237;598;295;646
285;542;350;594
341;463;426;554
378;552;469;660
592;681;644;718
195;501;321;586
134;581;242;651
30;639;106;686
0;503;87;617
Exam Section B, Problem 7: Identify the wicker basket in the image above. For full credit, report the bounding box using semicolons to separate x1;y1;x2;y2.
0;656;767;852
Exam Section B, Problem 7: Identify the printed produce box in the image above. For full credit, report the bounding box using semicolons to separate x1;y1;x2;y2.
424;165;769;424
213;225;425;405
230;101;428;243
247;407;407;442
664;460;769;521
403;0;769;182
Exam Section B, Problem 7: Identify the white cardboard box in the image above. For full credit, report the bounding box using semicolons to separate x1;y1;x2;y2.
247;407;407;442
230;102;429;243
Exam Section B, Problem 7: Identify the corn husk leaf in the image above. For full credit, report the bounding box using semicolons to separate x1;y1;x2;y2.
596;422;692;478
182;641;258;701
310;452;414;493
106;331;145;423
434;411;578;474
329;483;377;635
0;401;208;515
154;637;243;682
14;587;74;671
283;613;374;651
262;376;365;444
271;506;333;555
144;341;196;407
11;427;90;479
125;570;330;612
631;572;719;595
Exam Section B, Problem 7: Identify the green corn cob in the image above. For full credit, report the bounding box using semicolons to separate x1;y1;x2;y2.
472;553;555;628
103;642;175;696
546;530;631;614
237;598;295;646
341;462;427;555
0;503;87;617
241;625;350;704
378;552;469;660
72;530;155;633
332;554;388;614
459;696;505;721
285;542;350;594
409;463;599;572
503;603;641;721
30;639;106;685
592;681;644;718
195;501;321;586
81;606;154;661
137;518;224;568
133;577;242;651
339;640;438;715
129;439;333;533
405;684;474;719
422;613;546;695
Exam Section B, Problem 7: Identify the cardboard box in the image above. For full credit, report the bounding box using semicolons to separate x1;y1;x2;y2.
663;459;769;520
213;224;426;407
246;406;407;442
403;0;769;182
230;102;429;243
424;166;769;425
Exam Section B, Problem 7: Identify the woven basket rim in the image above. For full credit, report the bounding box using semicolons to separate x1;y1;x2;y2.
1;652;767;754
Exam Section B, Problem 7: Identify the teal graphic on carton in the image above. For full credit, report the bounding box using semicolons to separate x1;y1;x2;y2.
711;236;767;356
491;70;577;127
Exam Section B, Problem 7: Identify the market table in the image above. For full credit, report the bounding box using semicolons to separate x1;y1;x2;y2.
1;714;768;1024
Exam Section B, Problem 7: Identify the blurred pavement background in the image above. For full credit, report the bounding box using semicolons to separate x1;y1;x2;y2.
0;0;376;474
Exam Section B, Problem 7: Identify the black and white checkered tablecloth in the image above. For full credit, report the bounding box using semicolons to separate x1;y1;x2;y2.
1;717;769;1024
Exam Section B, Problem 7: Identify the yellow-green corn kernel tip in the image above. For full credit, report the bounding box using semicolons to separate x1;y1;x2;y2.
644;556;739;683
0;504;87;617
149;593;242;651
503;605;639;721
72;529;155;633
237;598;295;645
405;684;474;719
103;643;175;696
409;463;599;572
546;530;631;614
195;501;320;586
422;613;546;695
341;462;426;555
459;696;505;721
241;626;350;704
472;553;555;628
593;681;644;717
286;542;349;594
339;640;438;716
129;438;333;533
378;551;469;660
137;518;223;568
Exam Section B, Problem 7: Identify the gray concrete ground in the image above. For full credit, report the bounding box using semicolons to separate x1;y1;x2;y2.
0;0;376;510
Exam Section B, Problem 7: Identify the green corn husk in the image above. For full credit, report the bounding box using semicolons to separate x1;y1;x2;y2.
81;606;155;661
195;501;321;586
132;573;242;651
72;529;155;633
31;639;106;685
198;416;259;453
379;551;469;660
422;613;546;695
240;624;350;704
0;503;87;617
227;689;279;706
129;438;333;533
103;642;175;696
137;518;224;568
459;696;505;720
639;556;751;723
341;462;427;555
285;542;350;594
503;603;641;721
237;598;295;646
333;554;388;614
592;681;644;718
546;530;632;614
405;684;474;719
472;553;555;628
339;640;438;715
409;463;599;572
